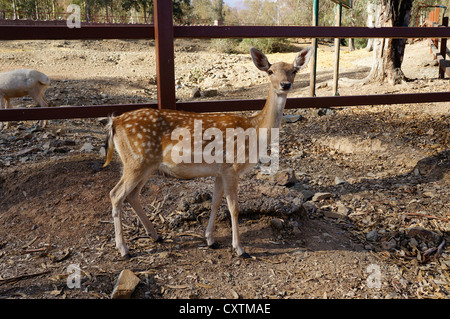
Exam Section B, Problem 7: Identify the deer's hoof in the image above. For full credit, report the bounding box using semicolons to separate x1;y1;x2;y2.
208;242;220;250
239;252;251;259
122;253;131;260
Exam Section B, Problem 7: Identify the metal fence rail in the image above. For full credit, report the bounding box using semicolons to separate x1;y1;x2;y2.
2;92;449;122
1;24;449;40
1;0;449;123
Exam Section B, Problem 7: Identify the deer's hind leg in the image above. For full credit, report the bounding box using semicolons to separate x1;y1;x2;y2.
110;164;157;258
205;175;224;249
126;167;162;242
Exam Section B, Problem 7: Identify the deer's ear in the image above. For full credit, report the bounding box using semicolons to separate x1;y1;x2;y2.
250;47;271;72
294;46;313;71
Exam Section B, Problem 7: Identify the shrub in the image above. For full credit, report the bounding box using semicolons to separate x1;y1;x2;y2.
210;38;241;54
210;38;292;54
239;38;290;53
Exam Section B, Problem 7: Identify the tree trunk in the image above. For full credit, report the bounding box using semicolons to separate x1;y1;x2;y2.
348;38;355;51
12;0;18;19
35;0;40;20
143;2;147;24
365;2;376;52
366;0;413;85
52;0;57;20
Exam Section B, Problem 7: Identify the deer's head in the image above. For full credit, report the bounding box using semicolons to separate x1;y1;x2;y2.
250;46;313;95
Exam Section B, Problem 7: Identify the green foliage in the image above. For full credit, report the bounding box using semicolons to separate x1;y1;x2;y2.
211;37;291;54
4;0;450;30
239;38;290;54
342;38;367;49
0;0;192;22
210;38;241;54
353;38;368;49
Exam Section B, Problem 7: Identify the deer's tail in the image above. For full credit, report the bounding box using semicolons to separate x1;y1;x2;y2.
103;117;115;168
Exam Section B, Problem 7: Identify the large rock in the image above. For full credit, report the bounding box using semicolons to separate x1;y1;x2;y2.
111;269;141;299
406;227;441;245
272;169;298;186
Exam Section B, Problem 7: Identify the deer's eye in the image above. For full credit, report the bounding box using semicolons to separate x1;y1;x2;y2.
292;70;298;75
267;70;273;75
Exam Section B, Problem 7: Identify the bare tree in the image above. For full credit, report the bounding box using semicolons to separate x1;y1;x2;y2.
211;0;223;21
365;0;413;85
12;0;18;19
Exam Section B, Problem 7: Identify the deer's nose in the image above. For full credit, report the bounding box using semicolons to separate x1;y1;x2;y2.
281;82;292;90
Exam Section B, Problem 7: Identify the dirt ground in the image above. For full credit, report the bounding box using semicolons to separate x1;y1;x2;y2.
0;38;449;300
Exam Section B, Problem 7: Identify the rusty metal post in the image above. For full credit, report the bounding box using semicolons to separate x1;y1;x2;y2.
332;3;342;96
154;0;176;110
310;0;319;97
439;16;448;79
432;8;440;47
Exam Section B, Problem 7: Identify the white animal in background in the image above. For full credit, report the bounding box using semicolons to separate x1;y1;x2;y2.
0;69;50;129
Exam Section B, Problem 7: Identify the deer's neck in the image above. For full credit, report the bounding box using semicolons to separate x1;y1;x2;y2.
252;88;287;129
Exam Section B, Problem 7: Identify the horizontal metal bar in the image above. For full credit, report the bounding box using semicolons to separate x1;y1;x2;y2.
0;24;156;40
0;25;449;40
1;92;449;121
173;26;450;39
0;104;155;121
177;92;450;112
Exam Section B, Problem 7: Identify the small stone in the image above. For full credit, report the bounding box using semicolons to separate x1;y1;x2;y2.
282;114;303;124
80;142;94;152
366;230;378;242
334;177;346;185
201;89;218;97
423;191;437;198
53;147;70;153
14;147;36;157
270;218;284;230
408;238;418;248
381;239;397;250
323;210;339;219
111;269;140;299
273;169;297;186
324;202;348;219
336;202;349;216
300;189;315;201
191;86;201;98
407;227;441;244
312;192;332;202
293;226;302;236
302;201;316;214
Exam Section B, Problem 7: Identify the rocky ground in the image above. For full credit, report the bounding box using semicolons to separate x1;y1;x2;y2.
0;38;449;300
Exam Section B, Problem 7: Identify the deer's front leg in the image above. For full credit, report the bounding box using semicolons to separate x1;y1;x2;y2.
205;176;224;248
223;174;250;258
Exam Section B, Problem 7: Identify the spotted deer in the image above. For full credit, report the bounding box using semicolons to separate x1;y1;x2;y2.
103;47;313;259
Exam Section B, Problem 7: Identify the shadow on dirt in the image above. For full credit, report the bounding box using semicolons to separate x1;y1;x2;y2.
317;149;449;197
